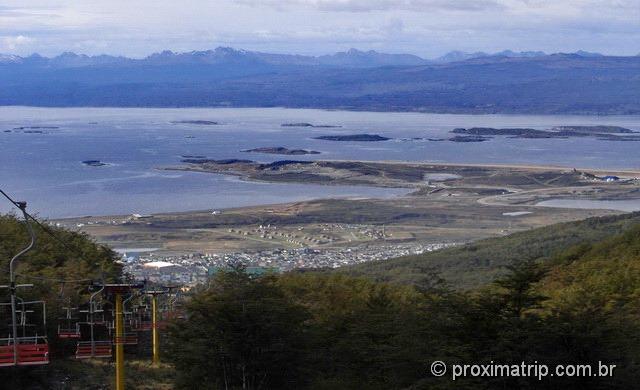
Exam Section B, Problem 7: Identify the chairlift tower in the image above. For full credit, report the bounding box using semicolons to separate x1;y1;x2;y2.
145;289;168;365
103;283;144;390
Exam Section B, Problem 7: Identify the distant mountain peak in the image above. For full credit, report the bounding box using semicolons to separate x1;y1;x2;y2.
494;50;545;58
214;46;246;54
150;50;177;57
57;51;82;58
0;54;21;63
0;47;619;70
344;48;375;55
574;50;604;57
434;51;488;63
318;48;428;67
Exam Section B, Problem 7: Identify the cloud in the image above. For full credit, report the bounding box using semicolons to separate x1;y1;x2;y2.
1;35;34;50
234;0;504;12
236;0;640;16
0;0;638;57
0;6;28;17
0;5;62;21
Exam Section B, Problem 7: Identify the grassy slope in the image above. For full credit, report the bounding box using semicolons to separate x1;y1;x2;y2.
14;359;175;389
344;212;640;290
541;223;640;308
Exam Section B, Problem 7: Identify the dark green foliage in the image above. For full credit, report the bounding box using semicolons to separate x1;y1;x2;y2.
346;212;640;289
0;214;121;284
168;221;640;389
166;266;309;390
168;271;466;389
5;210;640;389
0;213;121;324
0;213;122;386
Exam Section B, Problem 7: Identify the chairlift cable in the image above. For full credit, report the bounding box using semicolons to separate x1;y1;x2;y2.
14;273;93;283
1;188;98;285
1;187;84;257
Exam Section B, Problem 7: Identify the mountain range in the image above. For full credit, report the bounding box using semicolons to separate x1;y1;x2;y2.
0;47;607;68
1;47;638;114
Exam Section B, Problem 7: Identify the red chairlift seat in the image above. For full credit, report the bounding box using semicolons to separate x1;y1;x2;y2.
114;333;139;346
0;345;14;367
0;338;49;367
133;320;153;331
0;299;50;367
58;329;81;339
117;311;139;345
75;340;112;359
17;342;49;365
58;323;81;339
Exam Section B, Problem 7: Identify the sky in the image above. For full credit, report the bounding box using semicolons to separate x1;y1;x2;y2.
0;0;638;58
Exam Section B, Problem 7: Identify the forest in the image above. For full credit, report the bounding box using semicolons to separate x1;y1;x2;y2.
2;212;640;389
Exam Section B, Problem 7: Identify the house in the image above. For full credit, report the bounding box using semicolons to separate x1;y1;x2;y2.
602;175;620;182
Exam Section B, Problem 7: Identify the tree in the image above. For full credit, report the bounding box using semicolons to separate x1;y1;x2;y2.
167;266;309;389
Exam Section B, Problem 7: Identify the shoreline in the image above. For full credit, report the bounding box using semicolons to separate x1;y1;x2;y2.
275;159;640;176
54;157;638;259
2;105;640;117
55;160;640;221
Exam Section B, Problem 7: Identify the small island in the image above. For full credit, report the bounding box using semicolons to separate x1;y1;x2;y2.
181;155;206;159
448;135;492;142
180;158;253;164
171;120;220;125
553;125;636;134
452;128;549;137
242;147;320;155
451;126;640;141
13;126;59;130
82;160;107;167
314;134;391;142
281;123;341;128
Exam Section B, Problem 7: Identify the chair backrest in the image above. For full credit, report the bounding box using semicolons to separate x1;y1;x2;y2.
75;340;112;359
0;337;49;366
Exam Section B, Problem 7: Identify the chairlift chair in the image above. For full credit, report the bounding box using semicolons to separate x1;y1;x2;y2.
133;303;153;331
0;201;49;367
75;286;112;359
57;303;81;339
75;340;112;359
119;295;138;345
0;300;49;367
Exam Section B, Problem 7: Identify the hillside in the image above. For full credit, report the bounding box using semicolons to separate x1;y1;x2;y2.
344;212;640;290
166;223;640;389
1;49;638;114
0;213;122;387
541;223;640;311
0;214;121;290
5;210;640;388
